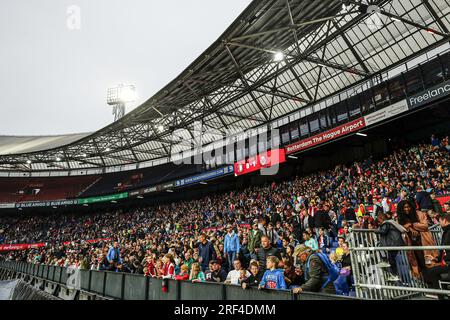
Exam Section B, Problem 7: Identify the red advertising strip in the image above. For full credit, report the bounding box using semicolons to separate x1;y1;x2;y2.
285;117;366;155
0;238;113;252
234;149;286;176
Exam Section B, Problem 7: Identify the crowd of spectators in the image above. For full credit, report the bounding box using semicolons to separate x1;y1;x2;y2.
0;134;449;296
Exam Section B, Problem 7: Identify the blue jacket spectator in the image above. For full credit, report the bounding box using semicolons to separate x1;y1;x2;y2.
107;242;122;264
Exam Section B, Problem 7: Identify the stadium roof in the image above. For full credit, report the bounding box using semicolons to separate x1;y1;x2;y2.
0;0;449;172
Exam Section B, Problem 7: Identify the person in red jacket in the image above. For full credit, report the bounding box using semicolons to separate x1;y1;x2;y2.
160;253;175;279
174;264;189;281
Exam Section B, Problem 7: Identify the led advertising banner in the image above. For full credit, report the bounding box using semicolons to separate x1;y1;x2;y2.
78;192;128;205
175;166;234;187
234;149;286;176
15;199;79;209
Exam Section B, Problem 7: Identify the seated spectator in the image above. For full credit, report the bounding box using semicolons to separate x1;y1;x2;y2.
303;231;318;251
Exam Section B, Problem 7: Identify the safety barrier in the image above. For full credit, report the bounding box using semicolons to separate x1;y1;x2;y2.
0;261;356;300
349;225;449;300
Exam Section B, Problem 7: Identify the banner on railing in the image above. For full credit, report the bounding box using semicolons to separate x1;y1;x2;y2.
0;237;113;252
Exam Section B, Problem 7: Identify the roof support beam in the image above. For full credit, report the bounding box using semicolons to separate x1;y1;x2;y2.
225;45;269;121
331;20;371;75
422;0;449;34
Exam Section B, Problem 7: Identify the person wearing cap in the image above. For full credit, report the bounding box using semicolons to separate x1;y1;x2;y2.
248;221;263;259
224;225;240;272
292;244;336;294
204;260;227;283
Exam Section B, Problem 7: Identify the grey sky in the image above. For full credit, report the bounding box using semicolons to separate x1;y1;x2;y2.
0;0;252;136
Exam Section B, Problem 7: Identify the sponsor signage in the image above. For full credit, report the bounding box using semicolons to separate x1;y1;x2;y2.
156;181;175;192
407;79;450;110
0;238;113;252
0;243;45;252
15;199;79;209
78;192;128;205
363;100;409;126
285;117;366;155
0;203;15;209
175;165;234;187
234;149;286;176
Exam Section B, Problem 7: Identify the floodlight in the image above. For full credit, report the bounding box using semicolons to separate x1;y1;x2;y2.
273;51;284;62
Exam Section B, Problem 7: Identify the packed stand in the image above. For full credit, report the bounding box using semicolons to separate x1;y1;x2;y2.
1;135;450;296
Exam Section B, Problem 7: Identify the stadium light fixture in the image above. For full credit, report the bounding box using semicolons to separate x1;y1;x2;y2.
273;51;284;62
391;17;400;22
111;200;117;204
26;160;32;164
356;132;368;137
157;125;164;133
83;204;89;207
199;181;208;185
105;148;111;152
137;195;144;199
56;157;61;162
166;190;174;193
288;155;298;159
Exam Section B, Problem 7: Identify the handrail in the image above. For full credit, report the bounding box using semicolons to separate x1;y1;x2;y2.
351;245;450;251
0;261;357;300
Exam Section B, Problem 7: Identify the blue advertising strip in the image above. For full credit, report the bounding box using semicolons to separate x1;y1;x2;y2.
407;79;450;110
175;165;234;187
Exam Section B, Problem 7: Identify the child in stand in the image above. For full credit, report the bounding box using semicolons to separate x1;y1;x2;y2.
174;264;189;281
190;262;206;283
258;256;287;290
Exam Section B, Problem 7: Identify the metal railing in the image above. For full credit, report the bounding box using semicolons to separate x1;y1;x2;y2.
349;224;449;300
0;261;355;301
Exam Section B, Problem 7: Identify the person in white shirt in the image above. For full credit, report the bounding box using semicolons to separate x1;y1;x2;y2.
225;259;250;285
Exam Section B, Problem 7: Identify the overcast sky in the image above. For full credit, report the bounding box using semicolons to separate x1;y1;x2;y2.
0;0;252;136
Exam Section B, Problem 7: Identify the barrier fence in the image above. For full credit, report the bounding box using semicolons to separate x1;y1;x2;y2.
0;261;353;301
349;224;450;300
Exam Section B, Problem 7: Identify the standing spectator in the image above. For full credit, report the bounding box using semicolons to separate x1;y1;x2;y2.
190;262;205;282
397;200;439;277
248;221;263;259
416;185;433;212
314;204;332;233
423;213;450;292
374;212;407;278
266;223;280;247
106;241;122;271
224;225;240;270
316;228;331;253
256;236;280;269
205;260;227;283
242;261;263;289
198;233;215;272
258;256;287;290
292;244;338;294
226;259;250;285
